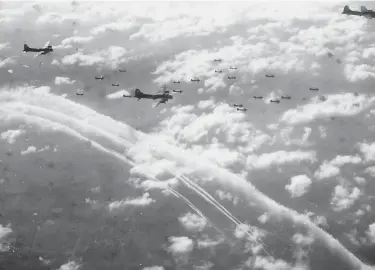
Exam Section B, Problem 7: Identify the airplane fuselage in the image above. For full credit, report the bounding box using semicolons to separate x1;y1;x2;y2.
134;89;173;100
342;6;375;18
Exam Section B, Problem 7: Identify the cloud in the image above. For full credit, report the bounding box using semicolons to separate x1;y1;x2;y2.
281;93;375;125
314;155;362;180
91;21;137;35
358;142;375;162
108;192;155;211
57;261;81;270
0;224;12;252
366;223;375;244
330;185;361;212
0;129;25;144
196;236;224;249
59;46;129;69
142;267;164;270
246;150;316;170
0;43;9;51
60;36;94;47
179;212;207;232
21;146;37;155
0;86;371;270
55;76;76;85
0;58;15;68
167;236;194;256
257;213;270;224
106;90;130;100
285;174;312;198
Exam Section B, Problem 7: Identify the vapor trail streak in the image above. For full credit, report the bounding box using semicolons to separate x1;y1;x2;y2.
0;87;372;270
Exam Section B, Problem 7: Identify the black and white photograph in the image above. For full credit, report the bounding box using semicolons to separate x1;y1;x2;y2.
0;1;375;270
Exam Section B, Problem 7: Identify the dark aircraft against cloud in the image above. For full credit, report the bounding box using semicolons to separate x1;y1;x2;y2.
23;41;53;57
22;7;360;110
237;108;247;112
342;5;375;19
123;85;174;107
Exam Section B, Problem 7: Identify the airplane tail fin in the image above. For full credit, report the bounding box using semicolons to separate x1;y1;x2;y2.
23;44;29;51
343;5;351;13
134;88;142;95
361;6;368;12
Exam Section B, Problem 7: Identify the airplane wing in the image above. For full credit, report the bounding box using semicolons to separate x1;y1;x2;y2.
43;40;51;48
35;51;44;57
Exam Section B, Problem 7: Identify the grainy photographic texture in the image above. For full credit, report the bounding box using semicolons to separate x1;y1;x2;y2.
0;1;375;270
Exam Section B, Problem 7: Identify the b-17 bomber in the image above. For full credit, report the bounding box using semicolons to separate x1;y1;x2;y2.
229;66;237;70
254;96;264;99
118;69;126;72
95;76;104;80
270;99;280;103
215;70;223;73
265;74;275;78
233;104;243;107
172;89;182;93
281;95;291;99
23;41;53;57
214;59;222;62
228;76;236;79
112;83;119;87
237;108;247;112
173;80;181;84
342;5;375;19
191;78;201;82
123;85;174;107
309;87;319;91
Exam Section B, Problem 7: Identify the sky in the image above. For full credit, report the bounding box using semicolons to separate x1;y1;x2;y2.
1;1;375;270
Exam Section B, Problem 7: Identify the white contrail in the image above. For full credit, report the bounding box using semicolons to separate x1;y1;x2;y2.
167;187;224;236
0;86;372;270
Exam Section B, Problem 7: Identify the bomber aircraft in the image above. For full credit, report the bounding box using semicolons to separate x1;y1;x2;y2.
173;80;181;84
112;83;120;87
233;104;243;107
309;87;319;91
191;78;201;82
214;59;222;62
23;41;53;56
281;95;291;99
237;108;247;112
95;76;104;80
254;96;264;99
228;76;236;79
342;5;375;19
229;66;237;70
172;89;182;93
123;84;173;107
215;70;223;73
119;69;126;72
265;74;275;78
270;99;280;103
